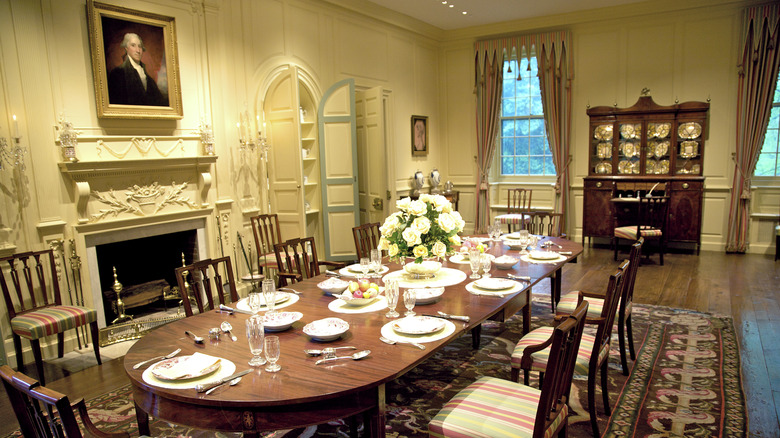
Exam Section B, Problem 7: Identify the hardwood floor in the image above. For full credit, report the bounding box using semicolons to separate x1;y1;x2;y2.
1;246;778;437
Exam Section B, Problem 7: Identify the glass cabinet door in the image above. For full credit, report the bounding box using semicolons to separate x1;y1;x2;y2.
591;123;614;174
617;122;641;174
645;122;671;175
675;121;703;175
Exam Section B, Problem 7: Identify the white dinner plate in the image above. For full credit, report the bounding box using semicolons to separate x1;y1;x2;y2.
474;277;517;291
528;250;560;261
409;287;444;305
150;353;222;381
392;316;447;335
303;317;349;341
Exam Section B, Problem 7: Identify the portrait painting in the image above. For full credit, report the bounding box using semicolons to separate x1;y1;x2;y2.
87;1;183;119
411;115;428;156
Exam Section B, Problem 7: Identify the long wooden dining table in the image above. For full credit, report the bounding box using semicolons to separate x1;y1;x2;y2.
124;236;583;437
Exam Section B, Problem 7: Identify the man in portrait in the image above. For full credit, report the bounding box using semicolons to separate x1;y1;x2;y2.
414;119;426;151
107;33;168;106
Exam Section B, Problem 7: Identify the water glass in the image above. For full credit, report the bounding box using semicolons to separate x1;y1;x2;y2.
264;335;281;372
262;279;277;314
248;291;263;315
481;254;492;278
246;316;266;366
359;257;370;279
403;288;416;317
370;249;381;278
385;278;400;318
468;248;482;279
518;230;531;255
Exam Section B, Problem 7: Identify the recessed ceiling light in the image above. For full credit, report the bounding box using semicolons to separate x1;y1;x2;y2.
462;11;467;15
449;4;454;7
441;1;447;4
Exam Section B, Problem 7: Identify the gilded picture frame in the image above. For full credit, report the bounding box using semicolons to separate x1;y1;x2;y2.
411;115;428;156
87;1;183;119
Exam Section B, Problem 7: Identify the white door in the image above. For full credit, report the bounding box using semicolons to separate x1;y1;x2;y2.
318;79;358;261
265;66;304;240
356;86;388;224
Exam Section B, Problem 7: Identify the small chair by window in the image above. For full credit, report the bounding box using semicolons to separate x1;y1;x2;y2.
511;260;627;437
174;256;239;317
429;301;589;438
0;249;101;386
274;237;345;287
523;211;567;312
613;196;669;265
495;188;533;233
1;364;130;438
250;213;283;277
352;222;381;260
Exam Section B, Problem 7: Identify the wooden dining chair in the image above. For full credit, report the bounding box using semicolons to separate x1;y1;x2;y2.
511;260;627;437
352;222;381;259
429;301;589;438
613;195;668;265
495;188;533;232
274;237;346;287
557;238;643;375
0;249;101;386
174;256;239;317
250;213;283;277
525;211;564;238
0;364;130;438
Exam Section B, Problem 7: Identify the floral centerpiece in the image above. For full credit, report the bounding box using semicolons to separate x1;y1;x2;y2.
378;194;465;264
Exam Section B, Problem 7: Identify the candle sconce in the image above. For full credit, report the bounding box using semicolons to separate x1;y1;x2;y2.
55;116;79;162
199;120;215;156
1;116;26;173
237;110;271;161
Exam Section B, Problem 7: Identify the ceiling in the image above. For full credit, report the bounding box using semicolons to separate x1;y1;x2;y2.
365;0;648;30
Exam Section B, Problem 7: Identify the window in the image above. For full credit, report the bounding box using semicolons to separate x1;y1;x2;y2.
499;57;555;176
755;73;780;177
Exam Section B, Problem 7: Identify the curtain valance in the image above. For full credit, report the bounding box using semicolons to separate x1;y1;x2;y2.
474;30;573;84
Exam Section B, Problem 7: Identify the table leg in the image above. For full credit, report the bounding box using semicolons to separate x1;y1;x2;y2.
523;295;531;335
364;384;386;438
471;324;482;349
135;401;150;436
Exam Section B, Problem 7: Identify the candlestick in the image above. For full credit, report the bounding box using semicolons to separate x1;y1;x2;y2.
12;115;19;138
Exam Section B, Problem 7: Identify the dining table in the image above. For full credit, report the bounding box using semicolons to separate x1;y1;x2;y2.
123;235;583;437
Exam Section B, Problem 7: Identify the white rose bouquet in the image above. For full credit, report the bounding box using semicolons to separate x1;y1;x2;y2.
378;194;465;263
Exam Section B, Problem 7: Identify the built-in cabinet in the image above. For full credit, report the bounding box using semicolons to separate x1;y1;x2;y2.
299;86;322;245
582;95;708;252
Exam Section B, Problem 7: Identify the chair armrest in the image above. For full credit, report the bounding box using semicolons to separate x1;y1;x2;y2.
520;333;555;370
277;272;302;287
580;289;605;300
74;398;130;438
584;315;607;326
318;260;346;270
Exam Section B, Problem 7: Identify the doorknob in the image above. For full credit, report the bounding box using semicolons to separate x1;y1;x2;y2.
372;198;383;210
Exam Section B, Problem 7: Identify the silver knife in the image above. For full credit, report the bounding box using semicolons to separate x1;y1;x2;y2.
507;274;531;281
219;304;253;315
436;311;470;322
196;369;252;393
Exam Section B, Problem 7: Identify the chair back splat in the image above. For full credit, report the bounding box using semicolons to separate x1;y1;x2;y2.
274;237;345;287
250;214;282;275
175;256;238;317
352;222;381;260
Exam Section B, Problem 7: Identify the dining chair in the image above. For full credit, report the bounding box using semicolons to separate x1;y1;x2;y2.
0;364;131;438
174;256;239;317
250;213;283;277
429;300;589;438
273;237;346;287
557;238;643;375
352;222;381;260
511;260;627;437
494;188;533;233
0;249;101;386
613;195;668;265
523;211;568;313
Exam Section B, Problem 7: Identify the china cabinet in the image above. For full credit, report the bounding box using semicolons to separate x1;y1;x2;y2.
582;95;708;252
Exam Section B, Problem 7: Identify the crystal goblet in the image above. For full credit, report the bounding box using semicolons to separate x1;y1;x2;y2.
246;316;266;366
481;254;492;278
248;291;263;315
370;249;381;278
384;279;400;318
403;288;416;317
359;257;370;279
264;335;281;372
262;279;277;314
468;248;482;279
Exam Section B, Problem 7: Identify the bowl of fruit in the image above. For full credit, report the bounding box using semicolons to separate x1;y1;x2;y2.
337;279;381;306
317;277;349;295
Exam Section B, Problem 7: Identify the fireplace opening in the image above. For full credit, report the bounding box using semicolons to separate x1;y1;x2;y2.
96;229;198;324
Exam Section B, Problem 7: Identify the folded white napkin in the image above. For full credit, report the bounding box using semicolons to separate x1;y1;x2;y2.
153;352;221;380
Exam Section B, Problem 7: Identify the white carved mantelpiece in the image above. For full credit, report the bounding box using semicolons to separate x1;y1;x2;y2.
59;156;218;223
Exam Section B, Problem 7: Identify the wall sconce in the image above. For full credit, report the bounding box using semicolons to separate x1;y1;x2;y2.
0;115;26;173
237;110;271;161
56;116;79;162
198;120;215;156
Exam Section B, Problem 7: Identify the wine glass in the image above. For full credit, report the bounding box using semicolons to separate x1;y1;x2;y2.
403;288;416;317
370;249;381;278
248;291;263;315
468;248;481;279
359;257;370;279
264;335;281;372
246;316;266;366
385;278;400;318
262;279;277;314
481;254;492;278
518;230;531;255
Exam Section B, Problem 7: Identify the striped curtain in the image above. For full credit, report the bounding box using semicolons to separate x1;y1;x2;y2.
474;52;503;233
725;4;780;253
474;31;573;234
537;37;573;234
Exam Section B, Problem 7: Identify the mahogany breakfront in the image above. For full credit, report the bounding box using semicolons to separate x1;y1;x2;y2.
582;95;708;253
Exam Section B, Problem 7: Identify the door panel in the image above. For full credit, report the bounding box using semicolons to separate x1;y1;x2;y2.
319;79;358;260
356;87;388;225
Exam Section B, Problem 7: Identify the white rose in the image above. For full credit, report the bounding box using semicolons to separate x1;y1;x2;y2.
396;197;411;212
413;245;428;258
411;217;431;234
378;236;390;250
450;234;462;246
388;243;399;257
418;194;433;203
402;228;422;246
432;241;447;257
380;214;400;236
408;200;427;216
450;211;465;231
436;213;457;233
432;195;451;212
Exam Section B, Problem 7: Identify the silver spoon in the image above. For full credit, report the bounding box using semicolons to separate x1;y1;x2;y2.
304;346;357;356
220;321;238;341
185;331;204;344
379;336;425;350
205;376;242;395
133;348;181;369
278;287;302;295
315;350;371;365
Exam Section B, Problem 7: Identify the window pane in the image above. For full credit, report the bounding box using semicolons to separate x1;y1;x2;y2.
529;118;545;136
754;72;780;177
515;156;529;174
530;96;544;115
514;136;528;156
502;137;514;156
502;120;514;137
754;154;775;176
545;155;557;174
516;95;531;116
529;135;546;155
502;98;516;117
529;156;545;175
502;156;514;174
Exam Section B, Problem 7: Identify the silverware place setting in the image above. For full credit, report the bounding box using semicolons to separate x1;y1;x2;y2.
205;376;242;395
379;336;425;350
184;331;205;344
196;369;252;393
304;346;357;356
315;350;371;365
133;348;181;369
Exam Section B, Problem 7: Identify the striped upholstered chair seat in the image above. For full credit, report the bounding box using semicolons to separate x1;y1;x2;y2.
556;291;631;320
494;213;532;228
11;306;97;340
613;225;662;240
428;376;567;438
510;326;606;377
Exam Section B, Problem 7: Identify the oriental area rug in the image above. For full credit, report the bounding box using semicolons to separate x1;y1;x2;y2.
3;299;747;438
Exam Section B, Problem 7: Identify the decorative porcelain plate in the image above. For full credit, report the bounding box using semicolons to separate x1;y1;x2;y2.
263;311;303;332
474;277;516;291
150;353;222;381
594;124;613;140
655;141;669;158
409;287;444;305
596;142;612;159
679;141;699;158
595;162;612;174
655;160;670;174
392;316;447;335
645;160;656;174
678;122;702;139
303;317;349;341
618;160;632;174
621;142;637;157
528;250;560;261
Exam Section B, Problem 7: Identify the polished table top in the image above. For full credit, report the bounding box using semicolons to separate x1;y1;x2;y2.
124;236;583;436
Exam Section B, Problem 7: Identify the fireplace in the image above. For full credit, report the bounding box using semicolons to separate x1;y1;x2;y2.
84;217;208;328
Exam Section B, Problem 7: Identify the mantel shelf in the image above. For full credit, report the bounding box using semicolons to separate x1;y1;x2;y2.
58;156;218;177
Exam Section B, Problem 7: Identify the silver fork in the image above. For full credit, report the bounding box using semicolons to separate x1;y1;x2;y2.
379;336;426;350
133;348;181;369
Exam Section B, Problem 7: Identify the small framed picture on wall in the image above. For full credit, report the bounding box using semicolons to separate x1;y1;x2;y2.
411;115;428;156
